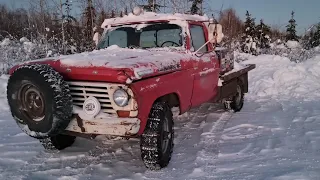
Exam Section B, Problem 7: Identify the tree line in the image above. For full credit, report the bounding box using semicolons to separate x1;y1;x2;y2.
0;0;319;57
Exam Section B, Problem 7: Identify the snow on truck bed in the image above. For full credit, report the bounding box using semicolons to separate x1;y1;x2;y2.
1;53;320;179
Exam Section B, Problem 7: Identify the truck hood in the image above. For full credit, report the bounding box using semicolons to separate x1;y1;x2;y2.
15;46;194;83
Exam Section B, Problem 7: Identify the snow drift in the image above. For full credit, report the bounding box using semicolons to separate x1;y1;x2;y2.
241;53;320;101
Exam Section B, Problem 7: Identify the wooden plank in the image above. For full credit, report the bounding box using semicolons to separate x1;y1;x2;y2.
221;64;256;82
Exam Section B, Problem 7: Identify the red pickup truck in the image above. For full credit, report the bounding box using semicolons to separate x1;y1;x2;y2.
6;9;255;170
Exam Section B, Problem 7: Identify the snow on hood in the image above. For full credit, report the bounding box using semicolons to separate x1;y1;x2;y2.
58;45;189;67
36;45;194;79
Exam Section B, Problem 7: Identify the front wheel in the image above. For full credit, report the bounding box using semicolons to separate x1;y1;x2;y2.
40;134;76;150
224;81;244;112
140;102;174;170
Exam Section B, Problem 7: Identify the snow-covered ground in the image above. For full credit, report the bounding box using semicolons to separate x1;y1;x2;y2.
1;54;320;179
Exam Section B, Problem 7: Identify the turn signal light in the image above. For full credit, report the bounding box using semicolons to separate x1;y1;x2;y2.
117;110;130;118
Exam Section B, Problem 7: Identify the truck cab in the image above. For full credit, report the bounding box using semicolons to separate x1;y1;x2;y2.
6;8;255;170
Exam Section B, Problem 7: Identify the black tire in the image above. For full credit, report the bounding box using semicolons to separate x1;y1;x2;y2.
140;102;174;170
224;80;244;112
7;64;73;139
40;134;76;150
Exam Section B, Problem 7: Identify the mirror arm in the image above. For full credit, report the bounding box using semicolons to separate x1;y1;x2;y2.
192;37;216;55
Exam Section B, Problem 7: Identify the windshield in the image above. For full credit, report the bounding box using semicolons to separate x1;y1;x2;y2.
97;23;183;50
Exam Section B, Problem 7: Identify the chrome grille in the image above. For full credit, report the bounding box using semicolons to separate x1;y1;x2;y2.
67;81;116;114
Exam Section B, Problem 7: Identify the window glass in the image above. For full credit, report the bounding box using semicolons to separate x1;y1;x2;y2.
97;24;182;49
108;30;127;48
190;25;207;53
140;27;182;48
140;30;156;48
157;29;181;47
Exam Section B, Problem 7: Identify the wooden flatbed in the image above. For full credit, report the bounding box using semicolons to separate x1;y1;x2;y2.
213;64;256;103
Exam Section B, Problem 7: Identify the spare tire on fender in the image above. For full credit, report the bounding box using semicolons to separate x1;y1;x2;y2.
7;64;73;139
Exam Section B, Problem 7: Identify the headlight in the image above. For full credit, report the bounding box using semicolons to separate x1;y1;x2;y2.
113;89;129;107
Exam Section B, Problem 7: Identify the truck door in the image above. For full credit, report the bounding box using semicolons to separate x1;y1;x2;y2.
189;23;220;107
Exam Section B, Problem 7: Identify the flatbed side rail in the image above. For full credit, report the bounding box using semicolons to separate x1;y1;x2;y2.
220;64;256;82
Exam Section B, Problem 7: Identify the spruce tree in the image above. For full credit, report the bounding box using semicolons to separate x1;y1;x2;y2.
308;23;320;48
110;10;115;18
141;0;162;12
256;19;271;49
189;0;203;15
82;0;96;50
242;11;259;55
244;11;256;37
97;9;107;26
63;0;76;45
124;7;128;15
286;11;298;41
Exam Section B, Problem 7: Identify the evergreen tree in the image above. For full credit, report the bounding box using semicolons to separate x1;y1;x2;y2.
124;7;128;15
244;11;256;37
82;0;96;51
63;0;77;45
110;10;115;18
141;0;162;12
83;0;96;38
256;19;271;49
286;11;298;41
97;9;107;27
242;11;259;55
189;0;203;15
308;23;320;48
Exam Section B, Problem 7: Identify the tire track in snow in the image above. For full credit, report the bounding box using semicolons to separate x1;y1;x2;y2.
143;104;232;179
17;138;146;180
0;103;231;180
190;111;233;178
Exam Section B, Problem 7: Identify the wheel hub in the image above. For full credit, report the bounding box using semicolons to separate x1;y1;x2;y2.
235;85;242;105
19;83;45;121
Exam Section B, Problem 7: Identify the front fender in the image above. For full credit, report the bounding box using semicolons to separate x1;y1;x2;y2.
130;70;194;135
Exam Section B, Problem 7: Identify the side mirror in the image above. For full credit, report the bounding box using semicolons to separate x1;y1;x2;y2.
208;23;224;44
193;21;224;55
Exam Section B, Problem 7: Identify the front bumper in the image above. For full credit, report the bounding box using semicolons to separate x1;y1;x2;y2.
65;115;140;136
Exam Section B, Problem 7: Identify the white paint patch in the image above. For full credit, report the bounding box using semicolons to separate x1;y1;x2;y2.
199;68;215;76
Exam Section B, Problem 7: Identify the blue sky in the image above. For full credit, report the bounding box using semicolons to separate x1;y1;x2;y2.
0;0;319;35
207;0;319;34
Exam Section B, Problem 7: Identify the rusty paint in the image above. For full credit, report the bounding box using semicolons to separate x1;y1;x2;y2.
85;121;98;126
65;116;140;136
120;121;132;126
76;115;86;132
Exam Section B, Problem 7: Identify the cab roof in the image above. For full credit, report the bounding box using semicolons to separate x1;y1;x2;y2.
101;12;209;28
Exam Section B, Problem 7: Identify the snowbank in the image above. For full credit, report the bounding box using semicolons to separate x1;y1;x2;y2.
242;54;320;101
0;38;11;46
0;38;57;74
286;40;301;49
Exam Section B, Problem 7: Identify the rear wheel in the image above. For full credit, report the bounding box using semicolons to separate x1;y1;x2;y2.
224;81;244;112
140;102;174;170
